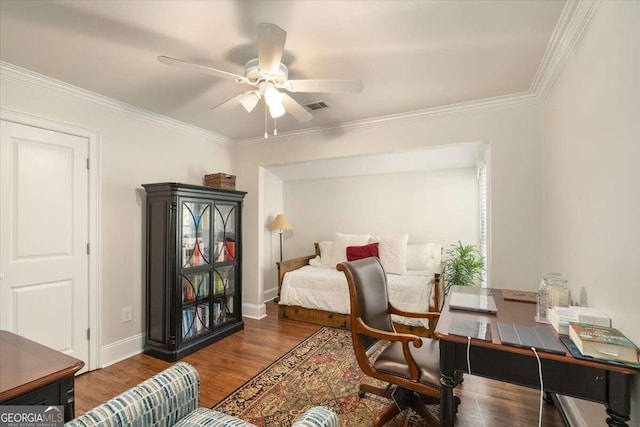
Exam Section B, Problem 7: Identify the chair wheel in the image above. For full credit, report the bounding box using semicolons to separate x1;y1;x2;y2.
358;391;366;398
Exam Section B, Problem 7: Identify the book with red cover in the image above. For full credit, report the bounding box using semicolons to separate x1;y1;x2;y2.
569;322;639;364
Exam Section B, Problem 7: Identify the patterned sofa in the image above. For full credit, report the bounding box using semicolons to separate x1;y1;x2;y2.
66;362;338;427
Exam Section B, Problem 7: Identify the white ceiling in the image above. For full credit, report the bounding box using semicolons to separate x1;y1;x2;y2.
0;0;566;142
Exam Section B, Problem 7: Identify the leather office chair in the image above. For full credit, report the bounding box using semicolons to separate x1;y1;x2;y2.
337;257;460;427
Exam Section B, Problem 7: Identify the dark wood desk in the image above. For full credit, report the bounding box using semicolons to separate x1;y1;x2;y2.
435;287;639;427
0;330;85;421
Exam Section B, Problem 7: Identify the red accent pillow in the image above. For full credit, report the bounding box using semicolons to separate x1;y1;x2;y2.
346;242;379;261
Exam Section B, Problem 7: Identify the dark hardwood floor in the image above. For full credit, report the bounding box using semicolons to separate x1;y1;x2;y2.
75;302;565;426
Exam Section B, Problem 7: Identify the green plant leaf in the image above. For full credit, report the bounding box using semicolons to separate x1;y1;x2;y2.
442;241;485;296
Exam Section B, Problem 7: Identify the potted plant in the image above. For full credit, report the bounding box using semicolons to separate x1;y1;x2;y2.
442;241;484;296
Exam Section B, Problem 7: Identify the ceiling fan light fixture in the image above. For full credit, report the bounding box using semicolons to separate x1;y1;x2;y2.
264;86;281;105
268;102;286;118
264;87;285;118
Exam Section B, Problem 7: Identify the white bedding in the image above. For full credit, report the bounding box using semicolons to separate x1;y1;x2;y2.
279;265;435;327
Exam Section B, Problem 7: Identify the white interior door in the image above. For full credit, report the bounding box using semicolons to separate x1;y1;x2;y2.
0;120;89;370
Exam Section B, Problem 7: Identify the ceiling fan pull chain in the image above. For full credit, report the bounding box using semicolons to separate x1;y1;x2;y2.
274;118;278;136
264;102;269;139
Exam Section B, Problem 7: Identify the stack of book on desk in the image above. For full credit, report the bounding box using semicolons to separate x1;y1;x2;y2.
548;306;610;335
568;322;640;365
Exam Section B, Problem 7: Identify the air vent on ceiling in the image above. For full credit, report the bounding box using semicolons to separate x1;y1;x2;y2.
304;100;330;111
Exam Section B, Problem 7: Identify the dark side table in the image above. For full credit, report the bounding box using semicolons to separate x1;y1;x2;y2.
0;330;85;421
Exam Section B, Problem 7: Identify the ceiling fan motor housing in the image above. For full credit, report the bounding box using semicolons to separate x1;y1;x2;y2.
245;58;288;84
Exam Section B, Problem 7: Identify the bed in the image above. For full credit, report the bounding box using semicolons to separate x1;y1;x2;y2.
276;240;443;337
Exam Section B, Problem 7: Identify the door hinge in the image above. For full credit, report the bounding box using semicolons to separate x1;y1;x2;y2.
86;158;90;170
86;328;90;340
86;243;90;255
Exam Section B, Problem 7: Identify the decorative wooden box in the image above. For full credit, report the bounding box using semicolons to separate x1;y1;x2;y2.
204;173;236;190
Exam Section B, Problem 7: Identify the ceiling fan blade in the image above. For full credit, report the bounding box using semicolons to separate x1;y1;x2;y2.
282;79;364;93
281;93;313;122
211;91;258;112
158;56;250;84
238;91;260;112
258;23;286;75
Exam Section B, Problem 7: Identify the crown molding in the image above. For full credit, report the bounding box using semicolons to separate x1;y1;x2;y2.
238;0;599;146
0;61;232;146
237;91;538;146
529;0;600;99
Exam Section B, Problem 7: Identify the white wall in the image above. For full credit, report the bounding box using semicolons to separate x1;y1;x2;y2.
282;168;479;259
540;1;640;423
1;69;233;365
235;100;542;317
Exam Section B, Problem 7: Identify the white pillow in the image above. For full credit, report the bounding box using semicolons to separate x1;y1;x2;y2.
428;242;443;266
377;234;409;274
407;243;439;270
318;241;334;266
309;256;332;269
331;233;371;268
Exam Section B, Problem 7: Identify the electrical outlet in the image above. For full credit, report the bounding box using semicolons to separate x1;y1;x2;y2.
122;307;133;323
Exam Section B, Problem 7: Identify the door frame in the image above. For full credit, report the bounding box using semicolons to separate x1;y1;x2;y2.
1;107;101;371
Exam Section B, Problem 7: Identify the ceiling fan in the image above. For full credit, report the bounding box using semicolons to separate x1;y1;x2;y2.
158;23;363;136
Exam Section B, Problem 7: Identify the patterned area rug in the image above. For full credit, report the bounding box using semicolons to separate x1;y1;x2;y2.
214;327;434;426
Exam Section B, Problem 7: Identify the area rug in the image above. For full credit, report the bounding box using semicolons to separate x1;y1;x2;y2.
213;327;433;426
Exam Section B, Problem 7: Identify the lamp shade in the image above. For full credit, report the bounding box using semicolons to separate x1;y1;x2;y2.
269;214;292;231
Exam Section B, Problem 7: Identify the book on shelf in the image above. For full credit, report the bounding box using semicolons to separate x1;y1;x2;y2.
215;242;225;262
213;302;221;326
196;303;209;332
548;306;610;335
182;307;195;339
182;305;208;339
569;322;639;364
195;275;208;298
182;281;195;303
227;295;234;315
214;273;223;293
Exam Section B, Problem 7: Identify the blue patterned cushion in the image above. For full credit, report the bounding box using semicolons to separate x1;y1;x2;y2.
291;407;340;427
66;362;200;427
174;408;254;426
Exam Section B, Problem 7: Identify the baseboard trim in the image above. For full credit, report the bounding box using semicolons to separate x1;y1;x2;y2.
99;305;270;366
243;302;267;320
100;333;144;368
552;394;572;426
264;287;278;303
556;395;584;427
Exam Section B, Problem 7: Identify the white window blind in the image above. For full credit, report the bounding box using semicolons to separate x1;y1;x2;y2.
478;161;488;287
